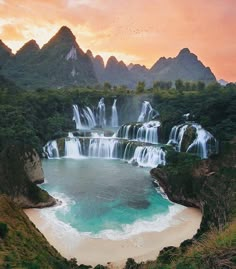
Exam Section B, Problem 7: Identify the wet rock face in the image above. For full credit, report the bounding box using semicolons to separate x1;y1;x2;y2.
180;126;197;152
24;149;44;184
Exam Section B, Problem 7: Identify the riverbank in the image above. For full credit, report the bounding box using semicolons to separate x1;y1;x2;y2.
24;207;201;268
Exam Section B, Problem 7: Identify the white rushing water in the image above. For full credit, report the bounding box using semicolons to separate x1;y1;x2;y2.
111;99;118;127
186;124;217;159
43;140;59;158
116;121;160;144
97;97;106;127
88;138;119;158
73;104;83;130
138;101;159;122
128;146;166;168
65;132;82;158
83;107;96;128
168;123;217;159
73;104;96;129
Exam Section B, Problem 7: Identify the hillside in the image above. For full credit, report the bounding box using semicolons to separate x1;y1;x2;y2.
0;195;81;269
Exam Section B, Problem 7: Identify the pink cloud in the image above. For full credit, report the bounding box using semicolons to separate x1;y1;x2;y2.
0;0;235;81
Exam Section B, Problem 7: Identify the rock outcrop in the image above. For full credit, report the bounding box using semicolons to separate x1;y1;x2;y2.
0;144;55;208
24;148;44;184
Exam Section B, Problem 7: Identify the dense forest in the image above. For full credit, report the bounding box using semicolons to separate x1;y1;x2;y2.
0;76;236;153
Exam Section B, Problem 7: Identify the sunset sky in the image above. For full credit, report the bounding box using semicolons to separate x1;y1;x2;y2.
0;0;235;81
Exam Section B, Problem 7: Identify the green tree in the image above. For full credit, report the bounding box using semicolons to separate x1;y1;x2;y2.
0;222;8;238
175;79;184;91
103;82;112;91
197;81;205;91
136;81;145;93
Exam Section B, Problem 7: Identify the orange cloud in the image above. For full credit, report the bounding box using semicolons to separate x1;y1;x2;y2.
0;24;25;40
0;0;235;81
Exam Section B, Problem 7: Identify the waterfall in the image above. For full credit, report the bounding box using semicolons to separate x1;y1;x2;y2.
73;104;82;129
168;123;217;159
128;146;166;168
73;105;96;129
186;124;217;159
88;138;120;158
116;121;160;144
136;121;160;144
168;124;189;151
83;107;96;128
111;99;118;127
43;140;59;158
122;142;166;168
65;132;82;158
97;98;106;127
138;101;159;122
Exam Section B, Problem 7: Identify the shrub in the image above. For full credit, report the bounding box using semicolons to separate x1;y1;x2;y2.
0;222;8;238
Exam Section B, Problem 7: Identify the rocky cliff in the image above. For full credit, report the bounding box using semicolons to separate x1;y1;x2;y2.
24;148;45;184
151;140;236;235
0;144;55;208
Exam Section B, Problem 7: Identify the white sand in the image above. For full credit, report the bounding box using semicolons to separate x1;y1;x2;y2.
24;207;201;268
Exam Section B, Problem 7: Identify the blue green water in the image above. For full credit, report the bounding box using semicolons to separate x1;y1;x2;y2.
42;158;181;239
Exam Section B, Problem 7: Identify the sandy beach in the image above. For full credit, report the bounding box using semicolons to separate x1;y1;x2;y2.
24;207;201;267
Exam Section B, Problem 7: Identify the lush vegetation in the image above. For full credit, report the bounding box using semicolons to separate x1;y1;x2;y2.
0;77;236;268
0;77;236;153
0;195;82;269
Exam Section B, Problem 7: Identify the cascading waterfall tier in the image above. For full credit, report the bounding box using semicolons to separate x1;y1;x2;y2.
43;140;59;158
116;121;160;144
73;98;120;129
168;123;218;159
44;99;217;168
64;132;82;158
44;135;166;168
129;146;166;168
88;138;123;158
73;104;96;130
138;101;159;122
123;142;166;168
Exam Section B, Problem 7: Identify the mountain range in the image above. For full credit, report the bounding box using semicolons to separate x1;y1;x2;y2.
0;26;216;89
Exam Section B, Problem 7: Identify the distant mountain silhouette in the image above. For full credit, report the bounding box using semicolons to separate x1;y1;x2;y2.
0;26;216;89
218;79;228;86
86;50;105;82
87;47;216;88
1;26;97;88
150;48;216;83
0;40;12;67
